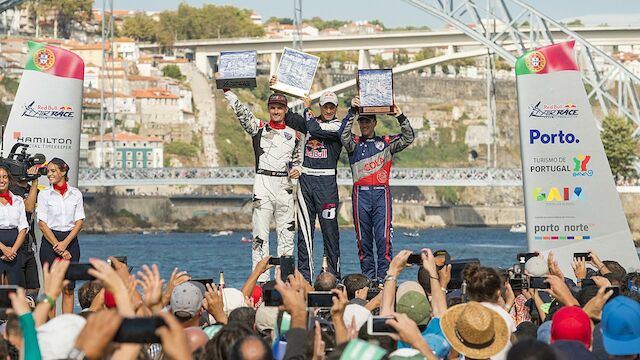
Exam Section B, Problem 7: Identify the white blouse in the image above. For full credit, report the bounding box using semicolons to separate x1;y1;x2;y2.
0;193;29;231
36;186;85;232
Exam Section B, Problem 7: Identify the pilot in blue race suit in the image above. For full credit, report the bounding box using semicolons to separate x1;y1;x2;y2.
285;91;356;281
340;97;414;282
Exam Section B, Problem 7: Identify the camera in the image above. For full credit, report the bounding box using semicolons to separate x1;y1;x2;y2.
0;143;47;182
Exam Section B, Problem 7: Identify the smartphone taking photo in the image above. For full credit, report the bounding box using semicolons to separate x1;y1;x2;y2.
65;263;96;281
0;286;18;308
113;317;165;343
529;276;550;289
307;292;334;308
367;316;397;336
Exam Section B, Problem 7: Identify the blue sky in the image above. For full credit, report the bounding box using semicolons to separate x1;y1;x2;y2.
95;0;640;29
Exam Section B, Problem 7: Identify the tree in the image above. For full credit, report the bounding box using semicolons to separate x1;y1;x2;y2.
566;19;584;27
38;0;92;39
162;65;185;81
265;17;293;25
601;113;638;181
121;13;159;42
157;3;264;47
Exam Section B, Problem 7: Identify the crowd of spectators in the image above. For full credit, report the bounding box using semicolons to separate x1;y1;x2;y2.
1;248;638;360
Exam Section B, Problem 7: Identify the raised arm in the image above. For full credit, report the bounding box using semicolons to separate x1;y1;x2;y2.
285;109;307;133
307;108;354;141
223;90;262;136
388;105;415;154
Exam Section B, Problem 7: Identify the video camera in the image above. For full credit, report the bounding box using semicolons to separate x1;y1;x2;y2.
0;143;47;182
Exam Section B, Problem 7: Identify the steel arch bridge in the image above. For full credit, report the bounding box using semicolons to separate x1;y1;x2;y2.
299;0;640;133
402;0;640;131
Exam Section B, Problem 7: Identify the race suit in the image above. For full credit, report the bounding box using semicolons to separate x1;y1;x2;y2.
285;107;356;281
224;91;301;282
340;113;415;281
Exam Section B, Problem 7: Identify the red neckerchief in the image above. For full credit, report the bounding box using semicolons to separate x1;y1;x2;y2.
0;191;12;205
269;120;286;130
54;182;68;196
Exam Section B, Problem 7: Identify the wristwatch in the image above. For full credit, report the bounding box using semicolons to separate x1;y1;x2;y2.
37;294;55;307
67;347;87;360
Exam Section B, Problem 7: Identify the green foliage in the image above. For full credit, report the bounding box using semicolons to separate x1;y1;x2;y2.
566;19;584;27
157;3;264;47
304;17;349;30
162;64;185;81
249;77;272;103
121;13;160;42
386;25;431;32
164;141;199;158
114;209;151;228
601;113;638;180
414;48;435;61
266;17;293;25
436;186;459;204
393;125;469;167
315;51;358;66
0;76;19;95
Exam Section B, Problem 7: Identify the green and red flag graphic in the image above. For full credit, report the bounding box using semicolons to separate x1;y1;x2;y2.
515;41;640;274
3;41;84;185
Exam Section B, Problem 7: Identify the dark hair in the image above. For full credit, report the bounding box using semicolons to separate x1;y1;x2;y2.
343;273;371;299
507;339;558;360
228;307;257;330
0;165;14;187
203;324;253;360
314;272;337;291
464;263;502;303
78;280;103;309
576;285;599;307
48;157;69;181
5;314;20;337
622;272;640;302
602;261;626;285
228;335;273;360
417;267;432;295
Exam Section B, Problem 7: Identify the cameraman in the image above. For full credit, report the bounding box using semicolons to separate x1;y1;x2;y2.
9;165;40;292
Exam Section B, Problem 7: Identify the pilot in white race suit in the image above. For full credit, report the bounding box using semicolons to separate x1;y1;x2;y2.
223;90;301;282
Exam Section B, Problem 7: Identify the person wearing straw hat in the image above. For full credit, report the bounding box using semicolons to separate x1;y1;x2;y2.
441;301;510;360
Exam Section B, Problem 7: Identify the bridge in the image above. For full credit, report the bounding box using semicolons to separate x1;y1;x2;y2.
77;167;523;187
139;26;640;78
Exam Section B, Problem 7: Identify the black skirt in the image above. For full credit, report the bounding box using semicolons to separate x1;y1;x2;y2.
40;230;80;288
0;228;25;286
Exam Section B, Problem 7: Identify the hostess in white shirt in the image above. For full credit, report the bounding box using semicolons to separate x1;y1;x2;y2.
0;193;29;231
36;186;85;232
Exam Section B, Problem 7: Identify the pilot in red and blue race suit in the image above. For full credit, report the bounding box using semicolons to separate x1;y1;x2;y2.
340;103;414;282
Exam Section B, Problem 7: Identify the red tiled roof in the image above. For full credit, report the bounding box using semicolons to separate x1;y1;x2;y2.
132;88;179;99
90;131;162;142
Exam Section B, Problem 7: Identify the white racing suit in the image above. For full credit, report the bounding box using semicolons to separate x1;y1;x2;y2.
224;91;301;282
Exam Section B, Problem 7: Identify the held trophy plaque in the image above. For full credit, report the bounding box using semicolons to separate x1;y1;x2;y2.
215;50;257;89
357;69;394;114
270;47;320;98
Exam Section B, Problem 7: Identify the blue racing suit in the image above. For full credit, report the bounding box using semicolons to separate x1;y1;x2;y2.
340;112;414;281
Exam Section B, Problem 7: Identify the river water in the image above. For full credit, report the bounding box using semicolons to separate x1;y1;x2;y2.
80;227;527;287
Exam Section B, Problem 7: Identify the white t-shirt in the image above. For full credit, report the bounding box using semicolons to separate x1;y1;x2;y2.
0;193;28;231
36;186;85;232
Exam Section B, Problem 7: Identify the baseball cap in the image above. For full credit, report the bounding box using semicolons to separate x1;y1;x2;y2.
319;92;338;106
221;287;246;315
343;303;371;330
268;93;288;107
396;281;431;325
525;256;549;277
170;282;204;317
37;314;86;360
255;303;279;333
601;295;640;355
537;320;552;343
550;306;592;348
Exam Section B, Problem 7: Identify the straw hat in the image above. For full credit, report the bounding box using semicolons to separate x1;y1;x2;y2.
441;302;509;359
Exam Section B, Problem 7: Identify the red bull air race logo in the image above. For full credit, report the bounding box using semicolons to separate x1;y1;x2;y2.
305;139;327;159
21;101;74;120
529;101;579;119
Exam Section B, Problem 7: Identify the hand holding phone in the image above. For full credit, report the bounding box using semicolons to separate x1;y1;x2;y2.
307;292;334;308
529;276;550;289
573;252;592;262
407;253;423;265
65;263;96;281
0;285;18;308
113;317;165;343
367;316;398;335
268;257;281;266
263;288;283;306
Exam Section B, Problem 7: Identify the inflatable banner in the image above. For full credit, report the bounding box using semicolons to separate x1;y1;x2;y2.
3;41;84;186
516;41;640;272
